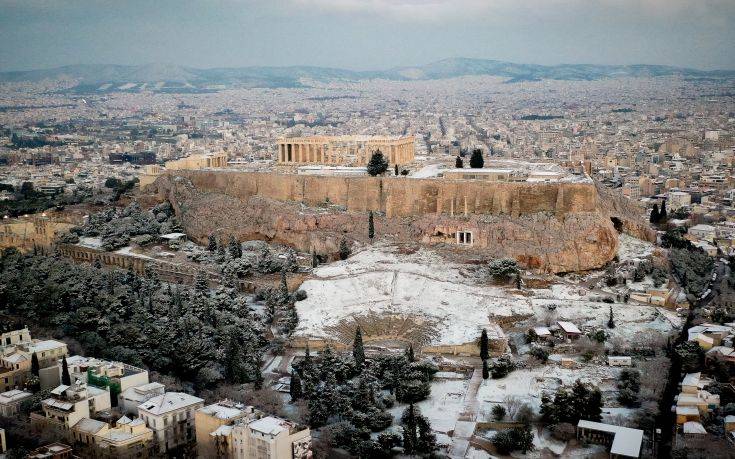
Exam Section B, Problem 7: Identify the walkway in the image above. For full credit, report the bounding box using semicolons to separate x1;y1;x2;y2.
449;366;483;458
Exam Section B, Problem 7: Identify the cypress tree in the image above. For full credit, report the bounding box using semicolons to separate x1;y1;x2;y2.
31;352;39;376
368;211;375;241
61;356;71;385
353;326;365;371
649;203;659;223
455;156;463;168
480;329;489;360
253;367;264;390
469;149;484;169
311;251;319;268
405;345;415;363
339;238;351;260
280;269;288;295
207;233;217;252
289;370;302;402
607;306;615;329
482;358;489;380
402;404;418;454
660;201;668;221
395;164;399;176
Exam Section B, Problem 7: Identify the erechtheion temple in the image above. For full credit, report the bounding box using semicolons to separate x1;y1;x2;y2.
276;135;415;166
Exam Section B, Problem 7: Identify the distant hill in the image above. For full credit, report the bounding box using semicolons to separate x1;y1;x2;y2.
1;58;733;92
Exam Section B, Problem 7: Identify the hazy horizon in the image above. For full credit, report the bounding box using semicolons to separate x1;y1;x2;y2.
1;0;734;72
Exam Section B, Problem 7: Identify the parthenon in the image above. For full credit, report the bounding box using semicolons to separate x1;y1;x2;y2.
276;135;415;166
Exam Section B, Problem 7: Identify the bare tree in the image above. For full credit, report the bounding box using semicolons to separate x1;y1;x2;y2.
639;357;670;397
503;395;523;421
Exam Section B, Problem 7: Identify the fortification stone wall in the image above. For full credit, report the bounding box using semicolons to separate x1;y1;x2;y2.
163;170;598;217
146;170;648;273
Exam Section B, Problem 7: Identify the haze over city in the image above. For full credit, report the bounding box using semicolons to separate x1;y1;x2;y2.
1;0;735;71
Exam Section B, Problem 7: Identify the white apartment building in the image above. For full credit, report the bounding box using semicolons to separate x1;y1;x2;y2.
118;382;165;416
0;388;32;416
231;416;311;459
137;392;204;452
34;381;111;432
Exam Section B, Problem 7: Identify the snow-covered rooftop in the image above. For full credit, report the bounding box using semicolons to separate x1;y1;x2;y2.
138;392;203;415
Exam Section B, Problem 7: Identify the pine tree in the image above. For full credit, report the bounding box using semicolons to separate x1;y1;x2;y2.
366;151;389;176
61;356;71;385
194;270;209;293
455;156;463;168
660;200;668;221
208;233;217;252
353;326;365;371
31;352;39;376
480;328;489;360
339;238;351;260
482;359;489;380
395;164;399;176
649;203;660;223
469;148;484;168
289;370;302;402
227;236;242;258
368;211;375;242
405;345;415;362
607;306;615;329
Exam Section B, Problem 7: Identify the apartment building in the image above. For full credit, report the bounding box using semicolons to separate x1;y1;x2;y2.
231;416;311;459
195;400;257;458
62;355;149;405
118;382;165;416
32;381;111;434
137;392;204;452
1;328;68;392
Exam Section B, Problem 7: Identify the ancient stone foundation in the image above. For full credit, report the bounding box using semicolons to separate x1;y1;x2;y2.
146;171;649;273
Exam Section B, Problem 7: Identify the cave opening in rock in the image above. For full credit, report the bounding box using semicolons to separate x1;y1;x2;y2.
610;217;623;233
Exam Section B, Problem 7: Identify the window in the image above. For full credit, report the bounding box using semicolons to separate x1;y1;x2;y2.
457;231;473;245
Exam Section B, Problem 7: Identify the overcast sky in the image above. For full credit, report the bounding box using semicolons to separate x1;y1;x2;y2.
1;0;734;71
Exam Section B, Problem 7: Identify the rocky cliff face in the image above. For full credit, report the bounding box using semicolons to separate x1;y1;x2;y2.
145;171;650;273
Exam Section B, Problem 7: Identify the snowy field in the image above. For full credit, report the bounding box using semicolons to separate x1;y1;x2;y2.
295;244;680;347
617;233;656;263
295;246;530;346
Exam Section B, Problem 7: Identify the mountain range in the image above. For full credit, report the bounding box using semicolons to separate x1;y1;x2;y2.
1;58;733;92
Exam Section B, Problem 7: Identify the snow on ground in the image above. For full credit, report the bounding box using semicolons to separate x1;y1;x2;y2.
295;245;680;347
529;297;679;340
533;429;566;456
78;237;102;249
115;246;155;260
295;246;531;346
617;234;655;263
465;448;495;459
475;365;620;415
389;378;469;434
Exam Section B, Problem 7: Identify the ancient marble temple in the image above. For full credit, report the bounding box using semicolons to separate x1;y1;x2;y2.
276;135;415;166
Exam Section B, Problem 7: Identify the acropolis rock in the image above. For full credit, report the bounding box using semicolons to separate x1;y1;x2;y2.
145;170;652;273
